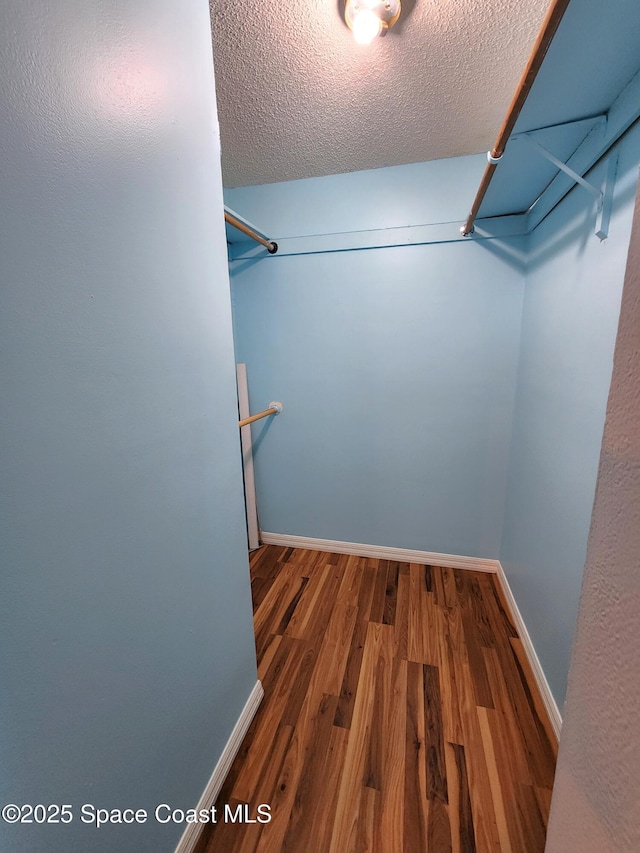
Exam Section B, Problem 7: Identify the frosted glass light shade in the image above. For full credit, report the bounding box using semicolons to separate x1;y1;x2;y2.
352;9;383;44
344;0;401;46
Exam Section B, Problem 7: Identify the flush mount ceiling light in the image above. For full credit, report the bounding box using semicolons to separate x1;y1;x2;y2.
344;0;401;45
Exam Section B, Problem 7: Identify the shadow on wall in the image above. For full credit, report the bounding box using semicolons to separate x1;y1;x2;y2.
248;414;276;455
228;255;265;276
526;150;639;271
474;235;528;273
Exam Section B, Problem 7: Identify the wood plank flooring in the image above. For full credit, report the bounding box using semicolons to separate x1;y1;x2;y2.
195;546;557;853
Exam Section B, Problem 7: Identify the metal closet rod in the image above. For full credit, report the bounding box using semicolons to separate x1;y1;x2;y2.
224;211;278;254
238;401;283;428
461;0;573;237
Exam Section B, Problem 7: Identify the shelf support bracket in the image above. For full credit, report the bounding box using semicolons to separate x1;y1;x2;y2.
520;133;619;239
595;153;618;241
521;134;604;204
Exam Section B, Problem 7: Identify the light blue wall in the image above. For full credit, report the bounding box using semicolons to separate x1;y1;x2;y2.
0;3;256;852
226;154;487;236
228;161;526;558
500;123;640;708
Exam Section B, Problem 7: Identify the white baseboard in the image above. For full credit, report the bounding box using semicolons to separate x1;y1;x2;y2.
174;680;264;853
260;532;501;574
495;563;562;741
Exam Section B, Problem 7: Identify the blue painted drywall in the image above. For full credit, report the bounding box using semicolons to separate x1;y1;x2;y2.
0;3;256;852
228;162;526;558
500;122;640;708
225;154;487;237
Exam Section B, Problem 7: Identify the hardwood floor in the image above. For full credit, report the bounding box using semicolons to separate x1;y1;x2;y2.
195;546;557;853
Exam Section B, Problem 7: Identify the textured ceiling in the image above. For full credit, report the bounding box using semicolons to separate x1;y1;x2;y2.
209;0;551;187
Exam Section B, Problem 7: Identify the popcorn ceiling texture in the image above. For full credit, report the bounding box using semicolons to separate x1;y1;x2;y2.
545;173;640;853
209;0;550;186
